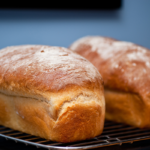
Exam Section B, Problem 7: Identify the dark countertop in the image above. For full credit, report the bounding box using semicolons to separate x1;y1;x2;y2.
0;137;150;150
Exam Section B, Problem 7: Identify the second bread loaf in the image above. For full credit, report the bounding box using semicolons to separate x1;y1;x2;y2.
70;36;150;128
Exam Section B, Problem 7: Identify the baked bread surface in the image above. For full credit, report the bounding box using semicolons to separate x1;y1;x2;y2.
0;45;105;142
69;36;150;128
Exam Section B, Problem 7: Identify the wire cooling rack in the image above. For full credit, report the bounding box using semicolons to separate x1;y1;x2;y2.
0;121;150;150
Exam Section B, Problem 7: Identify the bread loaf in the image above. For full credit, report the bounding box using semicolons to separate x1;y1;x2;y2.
69;36;150;128
0;45;105;143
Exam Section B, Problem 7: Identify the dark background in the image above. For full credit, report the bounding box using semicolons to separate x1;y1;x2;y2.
0;0;121;10
0;0;150;49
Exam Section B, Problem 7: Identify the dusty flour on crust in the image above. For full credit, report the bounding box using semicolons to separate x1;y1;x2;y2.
71;36;150;67
0;45;102;92
70;36;150;94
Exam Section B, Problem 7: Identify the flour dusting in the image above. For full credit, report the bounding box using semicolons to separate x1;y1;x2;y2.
70;36;150;94
0;45;102;92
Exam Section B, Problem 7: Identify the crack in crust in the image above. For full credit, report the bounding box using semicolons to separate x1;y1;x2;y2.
56;93;102;121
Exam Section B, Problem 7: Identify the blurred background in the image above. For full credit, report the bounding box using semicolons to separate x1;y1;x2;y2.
0;0;150;49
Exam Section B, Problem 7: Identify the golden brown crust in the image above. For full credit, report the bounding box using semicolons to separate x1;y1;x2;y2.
69;36;150;128
104;89;147;128
0;91;105;142
0;45;103;97
0;45;105;142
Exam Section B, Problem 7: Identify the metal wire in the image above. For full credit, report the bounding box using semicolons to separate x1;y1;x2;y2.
0;121;150;150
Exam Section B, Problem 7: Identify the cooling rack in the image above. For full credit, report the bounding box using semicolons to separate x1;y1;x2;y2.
0;121;150;150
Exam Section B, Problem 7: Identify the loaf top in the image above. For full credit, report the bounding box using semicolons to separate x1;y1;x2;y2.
0;45;103;100
70;36;150;100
